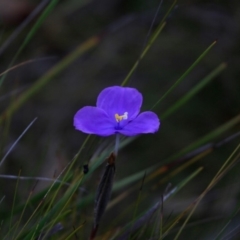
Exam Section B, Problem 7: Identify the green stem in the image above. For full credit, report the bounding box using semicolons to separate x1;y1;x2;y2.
114;134;120;156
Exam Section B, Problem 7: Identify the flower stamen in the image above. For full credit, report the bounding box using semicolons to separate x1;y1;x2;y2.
115;112;128;122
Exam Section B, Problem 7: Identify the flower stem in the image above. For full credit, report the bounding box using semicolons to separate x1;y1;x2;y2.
114;133;120;156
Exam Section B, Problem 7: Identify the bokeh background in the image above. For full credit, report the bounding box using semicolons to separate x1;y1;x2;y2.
0;0;240;239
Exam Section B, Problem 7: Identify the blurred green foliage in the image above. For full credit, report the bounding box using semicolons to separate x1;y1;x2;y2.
0;0;239;239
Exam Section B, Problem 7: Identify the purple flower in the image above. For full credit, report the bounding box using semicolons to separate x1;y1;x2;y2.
74;86;160;136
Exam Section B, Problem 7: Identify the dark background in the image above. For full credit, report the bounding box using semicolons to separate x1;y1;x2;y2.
0;0;239;239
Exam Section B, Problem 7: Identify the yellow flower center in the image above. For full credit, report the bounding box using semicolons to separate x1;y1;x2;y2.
115;112;128;122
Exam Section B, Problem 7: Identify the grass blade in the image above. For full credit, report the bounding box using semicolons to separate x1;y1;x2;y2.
162;62;227;119
0;117;37;167
121;0;178;86
0;0;50;57
115;167;203;240
0;0;59;87
173;143;240;240
151;40;217;110
214;202;240;240
163;114;240;165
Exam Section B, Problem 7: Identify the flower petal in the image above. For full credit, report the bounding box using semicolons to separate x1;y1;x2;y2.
96;86;142;121
117;111;160;136
74;106;116;136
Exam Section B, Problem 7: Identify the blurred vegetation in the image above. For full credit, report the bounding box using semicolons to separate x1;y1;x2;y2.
0;0;239;239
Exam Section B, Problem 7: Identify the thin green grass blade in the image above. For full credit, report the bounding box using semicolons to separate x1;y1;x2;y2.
18;174;84;239
155;150;211;188
78;133;239;218
76;166;155;211
12;188;35;239
9;168;22;231
113;131;240;197
214;202;240;240
41;177;84;239
64;221;85;240
115;167;203;240
121;21;166;87
161;62;227;119
160;195;163;240
0;137;90;223
0;0;50;57
35;135;91;236
37;222;63;239
2;221;18;240
149;201;162;240
44;135;91;213
173;143;240;240
13;134;89;239
38;213;66;238
113;166;155;192
220;227;240;240
0;174;71;187
151;40;217;110
148;131;240;190
0;183;57;220
0;110;11;163
0;0;60;87
0;58;56;78
0;117;37;167
77;131;239;213
78;148;205;213
162;114;240;165
0;196;5;205
128;173;146;240
174;167;203;192
212;147;240;183
121;0;178;86
82;136;133;184
13;197;47;239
